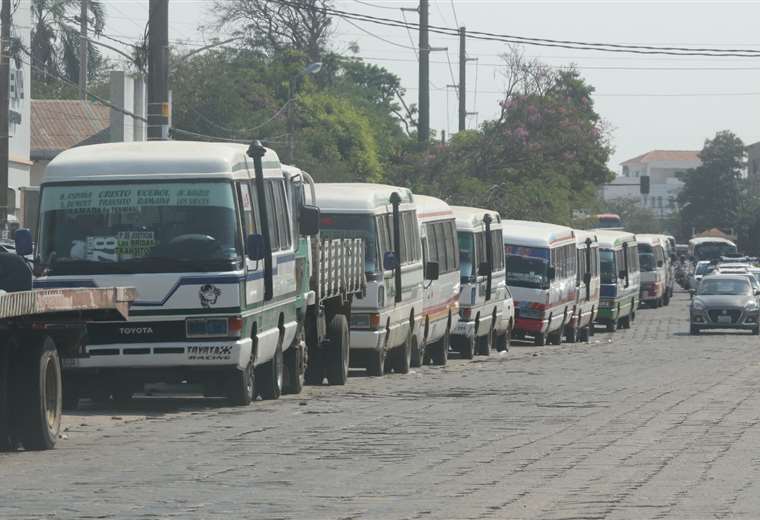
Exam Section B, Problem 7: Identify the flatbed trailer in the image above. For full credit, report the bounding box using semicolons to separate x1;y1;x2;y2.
0;287;136;451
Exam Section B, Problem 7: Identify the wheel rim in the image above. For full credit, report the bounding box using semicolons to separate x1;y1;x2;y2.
342;328;350;375
276;352;283;392
245;360;255;400
43;355;60;431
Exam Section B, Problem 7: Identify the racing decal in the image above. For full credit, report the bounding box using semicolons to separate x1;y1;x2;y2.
187;345;233;361
199;284;222;308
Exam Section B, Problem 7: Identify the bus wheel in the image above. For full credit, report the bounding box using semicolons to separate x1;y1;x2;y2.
325;315;349;386
495;327;510;353
367;348;386;377
548;329;563;346
534;333;546;347
430;327;449;365
412;328;425;368
579;325;590;342
227;355;255;406
17;335;62;451
257;343;283;400
565;326;578;344
477;324;494;356
621;315;632;329
460;335;476;359
606;320;617;333
393;333;412;374
284;333;306;394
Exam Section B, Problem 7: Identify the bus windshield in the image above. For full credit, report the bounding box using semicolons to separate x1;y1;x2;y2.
320;213;379;273
505;245;549;289
38;181;241;275
458;232;475;280
694;242;737;262
600;249;617;284
638;244;655;272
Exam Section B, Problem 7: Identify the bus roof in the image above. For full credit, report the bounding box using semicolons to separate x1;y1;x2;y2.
635;234;665;247
415;194;454;223
314;183;414;213
42;141;281;183
501;219;575;248
594;229;637;249
574;229;599;248
450;206;502;231
689;236;736;246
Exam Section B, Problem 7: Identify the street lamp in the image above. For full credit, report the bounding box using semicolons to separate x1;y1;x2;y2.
287;62;322;163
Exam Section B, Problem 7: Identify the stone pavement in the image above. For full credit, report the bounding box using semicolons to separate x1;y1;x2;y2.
3;292;760;519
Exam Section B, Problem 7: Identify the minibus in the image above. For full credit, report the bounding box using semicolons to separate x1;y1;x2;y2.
503;220;576;346
416;195;460;366
314;184;424;376
688;237;737;263
595;230;640;331
566;230;600;342
34;141;312;406
451;206;513;358
637;234;668;307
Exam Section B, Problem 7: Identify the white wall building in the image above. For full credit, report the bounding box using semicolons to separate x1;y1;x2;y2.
602;150;702;216
5;0;32;225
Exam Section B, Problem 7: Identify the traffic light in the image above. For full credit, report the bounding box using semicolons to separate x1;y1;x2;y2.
640;175;650;195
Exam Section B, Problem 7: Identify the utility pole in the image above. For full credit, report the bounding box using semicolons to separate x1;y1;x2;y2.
418;0;429;143
458;26;466;132
79;0;87;100
147;0;170;140
0;0;10;228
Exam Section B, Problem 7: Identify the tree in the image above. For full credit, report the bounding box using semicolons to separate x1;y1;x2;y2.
31;0;106;84
210;0;332;62
677;130;745;235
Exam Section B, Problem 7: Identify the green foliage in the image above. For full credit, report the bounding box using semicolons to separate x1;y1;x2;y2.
677;130;745;235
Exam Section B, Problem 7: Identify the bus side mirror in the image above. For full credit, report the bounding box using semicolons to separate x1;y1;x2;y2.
14;228;32;256
383;251;399;271
583;272;592;285
657;260;664;267
547;266;556;281
425;261;440;281
246;234;266;261
478;262;491;277
619;269;627;280
299;205;320;236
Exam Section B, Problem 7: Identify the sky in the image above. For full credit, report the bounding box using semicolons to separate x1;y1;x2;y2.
98;1;760;174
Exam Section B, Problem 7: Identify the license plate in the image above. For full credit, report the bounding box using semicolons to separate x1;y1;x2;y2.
718;315;732;324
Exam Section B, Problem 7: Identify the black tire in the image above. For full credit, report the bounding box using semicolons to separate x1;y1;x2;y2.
111;387;134;406
304;312;323;385
0;343;13;451
495;327;510;353
459;335;476;359
412;326;426;368
394;332;412;374
690;325;700;335
325;315;349;386
257;342;284;400
621;314;632;329
430;327;450;365
548;329;563;345
477;323;494;356
606;320;617;333
534;333;546;347
226;354;255;406
17;335;62;451
663;292;670;306
367;348;386;377
284;336;305;394
753;326;759;336
578;325;590;342
565;326;577;344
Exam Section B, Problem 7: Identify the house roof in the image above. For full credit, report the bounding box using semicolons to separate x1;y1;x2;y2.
31;100;110;161
621;150;700;166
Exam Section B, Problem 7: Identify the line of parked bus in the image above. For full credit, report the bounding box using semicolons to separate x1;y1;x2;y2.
18;141;679;408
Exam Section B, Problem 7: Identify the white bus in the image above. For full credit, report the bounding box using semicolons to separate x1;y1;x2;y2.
566;230;600;342
503;220;577;346
34;141;314;406
595;230;640;332
415;195;460;366
636;234;669;307
314;184;424;376
688;236;737;263
451;206;514;358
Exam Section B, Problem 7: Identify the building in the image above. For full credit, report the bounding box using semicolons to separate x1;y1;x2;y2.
3;0;32;229
603;150;702;216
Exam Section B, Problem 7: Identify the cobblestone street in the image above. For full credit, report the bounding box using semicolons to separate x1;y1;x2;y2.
3;292;760;519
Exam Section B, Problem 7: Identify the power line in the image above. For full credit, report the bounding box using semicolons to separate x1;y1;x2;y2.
342;17;416;50
399;8;419;59
272;1;760;58
449;0;460;29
